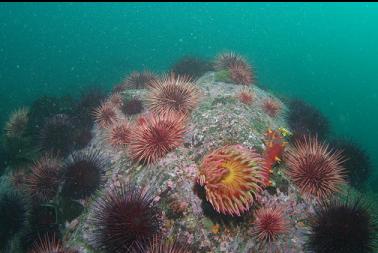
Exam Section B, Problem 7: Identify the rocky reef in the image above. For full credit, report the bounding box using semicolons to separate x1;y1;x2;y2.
1;52;377;253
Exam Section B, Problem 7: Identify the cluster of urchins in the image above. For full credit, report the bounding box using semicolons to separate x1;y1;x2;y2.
0;52;376;253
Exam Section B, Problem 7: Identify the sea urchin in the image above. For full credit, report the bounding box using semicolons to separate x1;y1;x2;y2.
146;74;200;116
308;197;378;253
26;154;62;202
124;71;157;89
285;136;346;200
128;112;186;164
4;107;29;138
262;99;281;117
252;206;288;243
107;120;131;148
61;150;107;199
93;102;119;128
89;184;161;252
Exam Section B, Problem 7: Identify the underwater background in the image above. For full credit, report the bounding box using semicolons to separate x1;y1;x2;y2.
2;2;378;173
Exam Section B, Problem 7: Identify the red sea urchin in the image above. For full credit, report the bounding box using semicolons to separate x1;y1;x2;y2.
4;107;29;138
285;136;346;200
236;88;254;105
262;99;281;117
107;120;131;148
146;74;200;116
89;184;161;253
136;236;192;253
26;154;62;202
252;206;289;243
124;71;158;89
228;63;253;86
197;145;265;216
107;93;124;109
93;102;119;128
214;52;249;71
129;112;187;165
28;234;77;253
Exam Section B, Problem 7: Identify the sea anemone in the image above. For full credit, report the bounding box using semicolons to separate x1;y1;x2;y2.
214;52;249;71
197;144;265;216
171;56;213;80
28;233;76;253
93;102;119;128
4;107;29;138
228;63;253;86
107;120;131;148
285;136;346;200
88;184;161;252
330;139;372;188
129;112;186;164
26;154;62;202
136;236;192;253
308;197;378;253
236;88;254;105
124;71;157;89
0;191;28;247
39;114;75;155
61;150;107;200
252;206;289;243
262;99;281;117
122;98;145;116
287;99;329;140
146;74;200;116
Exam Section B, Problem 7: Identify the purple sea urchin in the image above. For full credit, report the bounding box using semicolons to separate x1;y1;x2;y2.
39;114;75;155
308;197;378;253
89;184;161;252
0;191;28;248
122;98;144;116
61;150;107;199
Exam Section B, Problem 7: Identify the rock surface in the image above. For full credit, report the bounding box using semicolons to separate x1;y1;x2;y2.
66;72;313;253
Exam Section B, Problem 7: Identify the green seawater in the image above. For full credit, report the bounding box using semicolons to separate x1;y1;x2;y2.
1;3;378;181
